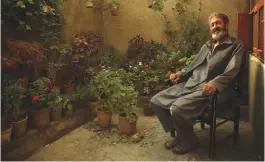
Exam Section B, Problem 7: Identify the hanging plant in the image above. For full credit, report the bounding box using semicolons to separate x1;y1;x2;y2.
85;0;94;8
151;0;164;12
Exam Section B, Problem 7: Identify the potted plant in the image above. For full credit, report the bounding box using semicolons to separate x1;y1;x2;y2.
108;0;120;16
86;0;94;8
90;68;133;128
63;100;73;120
50;95;67;121
30;77;56;128
147;0;153;8
1;107;12;145
2;79;28;138
68;84;91;111
108;84;139;135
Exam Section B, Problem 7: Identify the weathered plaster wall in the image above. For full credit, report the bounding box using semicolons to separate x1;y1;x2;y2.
61;0;249;52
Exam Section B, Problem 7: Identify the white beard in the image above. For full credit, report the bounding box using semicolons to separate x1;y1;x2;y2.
211;30;227;41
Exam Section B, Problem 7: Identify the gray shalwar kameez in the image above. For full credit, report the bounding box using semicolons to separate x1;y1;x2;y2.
150;36;245;139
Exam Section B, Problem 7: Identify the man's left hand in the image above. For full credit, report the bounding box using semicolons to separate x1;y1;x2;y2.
202;82;217;95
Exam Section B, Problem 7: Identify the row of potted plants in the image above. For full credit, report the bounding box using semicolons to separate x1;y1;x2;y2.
1;76;93;145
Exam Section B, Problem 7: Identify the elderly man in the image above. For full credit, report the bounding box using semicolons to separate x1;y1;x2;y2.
150;12;245;155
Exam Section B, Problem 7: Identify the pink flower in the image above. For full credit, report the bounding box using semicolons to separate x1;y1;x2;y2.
47;80;52;84
167;71;172;76
46;5;52;10
144;64;149;68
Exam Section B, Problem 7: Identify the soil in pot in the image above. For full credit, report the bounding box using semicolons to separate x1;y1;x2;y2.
11;116;28;138
96;108;112;128
32;108;50;128
51;108;62;121
118;113;137;135
1;126;12;145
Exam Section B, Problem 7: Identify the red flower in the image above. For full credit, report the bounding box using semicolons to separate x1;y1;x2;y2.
47;79;52;84
32;96;39;102
144;64;149;68
168;71;172;76
44;87;50;91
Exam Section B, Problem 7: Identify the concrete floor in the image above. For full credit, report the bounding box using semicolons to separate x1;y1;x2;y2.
27;113;258;161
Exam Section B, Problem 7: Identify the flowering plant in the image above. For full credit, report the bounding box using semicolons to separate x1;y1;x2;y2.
72;32;102;61
128;60;166;96
30;77;58;108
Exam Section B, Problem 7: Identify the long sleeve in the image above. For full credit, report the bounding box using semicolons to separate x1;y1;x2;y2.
210;43;245;92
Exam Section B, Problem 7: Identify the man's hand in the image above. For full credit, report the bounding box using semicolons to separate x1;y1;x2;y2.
202;82;217;95
168;71;181;84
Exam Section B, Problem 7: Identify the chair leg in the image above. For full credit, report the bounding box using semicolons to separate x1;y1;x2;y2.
209;112;216;158
170;129;176;137
233;106;240;144
201;120;205;129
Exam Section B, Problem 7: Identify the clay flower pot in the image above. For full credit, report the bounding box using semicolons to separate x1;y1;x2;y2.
96;108;112;128
1;126;12;145
11;116;28;138
32;108;50;128
118;112;137;135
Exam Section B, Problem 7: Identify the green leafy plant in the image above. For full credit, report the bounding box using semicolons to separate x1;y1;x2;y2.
99;45;124;69
151;0;165;12
53;95;69;111
68;84;91;102
2;79;27;121
90;68;134;111
107;85;138;122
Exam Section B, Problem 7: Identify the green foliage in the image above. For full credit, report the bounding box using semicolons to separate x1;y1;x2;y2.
90;68;135;112
53;95;69;110
151;0;165;12
1;79;27;121
139;40;168;63
30;77;57;108
164;2;209;58
68;84;91;102
1;0;63;40
99;45;124;69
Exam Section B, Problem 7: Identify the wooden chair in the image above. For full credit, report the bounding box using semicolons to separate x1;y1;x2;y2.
169;49;247;159
197;49;248;158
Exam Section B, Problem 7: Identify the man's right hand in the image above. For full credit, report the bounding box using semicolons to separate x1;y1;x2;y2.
169;72;180;84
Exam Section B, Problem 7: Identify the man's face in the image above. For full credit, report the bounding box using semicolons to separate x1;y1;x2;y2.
209;16;229;41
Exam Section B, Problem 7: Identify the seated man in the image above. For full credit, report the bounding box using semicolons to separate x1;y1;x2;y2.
150;12;245;155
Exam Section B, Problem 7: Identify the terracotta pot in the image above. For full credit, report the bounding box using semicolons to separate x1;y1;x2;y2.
1;126;12;145
88;100;104;114
11;116;28;138
63;109;73;120
32;108;50;128
147;0;153;8
86;1;94;8
63;84;75;95
96;108;112;128
118;113;137;135
51;108;62;121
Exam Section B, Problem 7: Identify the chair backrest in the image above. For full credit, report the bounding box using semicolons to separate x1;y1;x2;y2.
233;46;249;95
